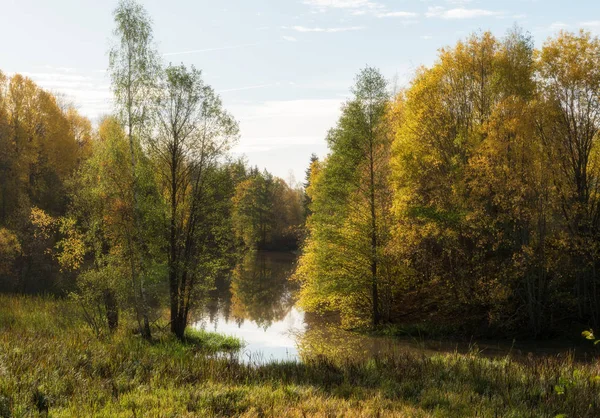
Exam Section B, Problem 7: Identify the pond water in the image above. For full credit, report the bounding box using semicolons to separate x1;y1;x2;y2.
194;251;305;363
193;251;590;364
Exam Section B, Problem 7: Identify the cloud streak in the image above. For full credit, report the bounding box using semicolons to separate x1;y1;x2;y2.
582;21;600;27
302;0;418;19
303;0;382;12
426;6;503;19
220;83;279;93
376;11;418;18
287;25;365;33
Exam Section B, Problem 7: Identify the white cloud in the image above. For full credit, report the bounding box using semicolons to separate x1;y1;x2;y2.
582;21;600;28
445;0;474;5
228;98;341;178
376;11;418;18
220;83;278;93
549;22;569;31
421;35;433;40
233;136;323;153
426;6;502;19
282;35;298;42
302;0;417;19
303;0;382;12
229;98;342;150
12;67;111;120
163;42;263;56
288;25;365;32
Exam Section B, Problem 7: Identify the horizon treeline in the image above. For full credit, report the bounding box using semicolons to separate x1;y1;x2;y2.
0;0;303;340
298;27;600;337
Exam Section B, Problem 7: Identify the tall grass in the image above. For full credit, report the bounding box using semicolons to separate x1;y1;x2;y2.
1;294;600;417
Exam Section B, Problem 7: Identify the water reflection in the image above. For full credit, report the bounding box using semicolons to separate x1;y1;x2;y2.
230;252;297;328
196;251;589;364
195;251;304;362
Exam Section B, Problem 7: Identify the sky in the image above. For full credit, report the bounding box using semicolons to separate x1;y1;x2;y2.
2;0;600;182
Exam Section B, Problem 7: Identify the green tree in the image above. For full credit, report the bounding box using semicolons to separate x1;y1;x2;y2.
62;116;163;335
232;171;303;251
297;67;394;327
151;63;239;339
108;0;161;339
303;153;319;220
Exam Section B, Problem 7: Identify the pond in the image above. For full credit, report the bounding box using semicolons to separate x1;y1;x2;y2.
194;251;305;363
194;251;591;364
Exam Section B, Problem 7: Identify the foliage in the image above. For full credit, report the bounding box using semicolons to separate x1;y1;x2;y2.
0;228;20;277
150;62;239;339
297;67;398;327
232;170;304;251
298;28;600;337
0;71;91;293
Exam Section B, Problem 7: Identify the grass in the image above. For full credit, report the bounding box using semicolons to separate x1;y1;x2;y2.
2;295;600;417
183;328;244;353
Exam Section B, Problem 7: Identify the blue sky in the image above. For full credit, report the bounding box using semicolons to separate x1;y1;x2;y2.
2;0;599;181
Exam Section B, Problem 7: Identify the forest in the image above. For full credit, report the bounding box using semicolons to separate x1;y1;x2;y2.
0;3;304;339
3;0;600;416
299;27;600;338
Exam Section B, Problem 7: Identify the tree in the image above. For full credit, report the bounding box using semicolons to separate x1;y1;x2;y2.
232;171;303;251
537;30;600;326
62;116;163;335
297;67;394;327
303;153;319;220
108;0;161;339
0;73;89;293
151;63;239;339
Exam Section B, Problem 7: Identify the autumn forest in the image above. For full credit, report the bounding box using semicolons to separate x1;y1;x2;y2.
3;0;600;416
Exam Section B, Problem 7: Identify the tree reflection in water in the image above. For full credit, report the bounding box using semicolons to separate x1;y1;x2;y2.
198;252;580;363
204;251;298;330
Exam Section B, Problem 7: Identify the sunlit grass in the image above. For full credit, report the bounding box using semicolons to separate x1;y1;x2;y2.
2;294;600;417
183;328;244;352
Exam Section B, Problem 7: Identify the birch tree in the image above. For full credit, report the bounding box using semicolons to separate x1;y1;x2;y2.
108;0;160;339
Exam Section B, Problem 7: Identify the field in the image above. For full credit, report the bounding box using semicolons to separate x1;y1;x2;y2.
0;295;599;417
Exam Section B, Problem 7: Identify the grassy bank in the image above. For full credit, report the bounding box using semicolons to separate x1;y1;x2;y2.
1;295;600;417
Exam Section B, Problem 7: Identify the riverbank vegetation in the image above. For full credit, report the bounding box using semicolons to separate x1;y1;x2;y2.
3;295;600;417
298;27;600;338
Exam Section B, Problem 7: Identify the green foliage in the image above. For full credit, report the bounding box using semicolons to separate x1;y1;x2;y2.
232;170;303;251
297;66;397;327
150;60;240;338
